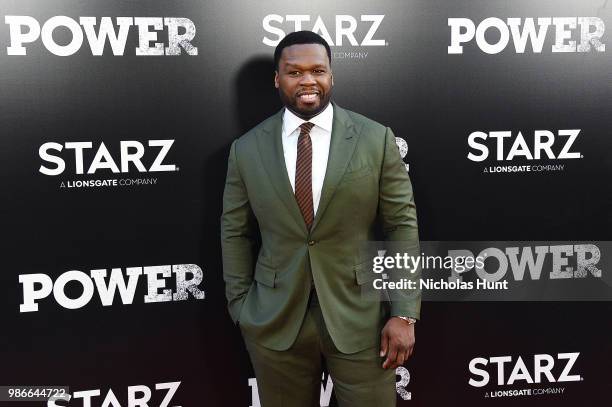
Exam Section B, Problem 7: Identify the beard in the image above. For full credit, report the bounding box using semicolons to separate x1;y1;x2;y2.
279;88;332;120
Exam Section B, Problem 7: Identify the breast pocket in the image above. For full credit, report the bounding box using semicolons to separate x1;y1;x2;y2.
342;165;372;183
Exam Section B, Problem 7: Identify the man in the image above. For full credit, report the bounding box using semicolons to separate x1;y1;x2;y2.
221;31;420;407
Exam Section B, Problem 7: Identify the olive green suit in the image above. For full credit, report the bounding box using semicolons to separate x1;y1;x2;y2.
221;103;420;405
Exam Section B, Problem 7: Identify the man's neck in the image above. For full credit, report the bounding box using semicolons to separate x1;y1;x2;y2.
285;102;331;121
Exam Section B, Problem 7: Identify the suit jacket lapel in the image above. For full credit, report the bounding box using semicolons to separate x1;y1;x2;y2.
256;109;309;234
311;103;362;232
255;103;362;235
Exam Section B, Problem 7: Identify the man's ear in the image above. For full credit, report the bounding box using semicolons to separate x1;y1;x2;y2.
274;71;279;88
331;72;334;86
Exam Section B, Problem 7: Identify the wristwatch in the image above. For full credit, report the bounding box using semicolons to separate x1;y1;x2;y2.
396;316;417;325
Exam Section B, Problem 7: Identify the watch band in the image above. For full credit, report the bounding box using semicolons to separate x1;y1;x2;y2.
396;316;417;325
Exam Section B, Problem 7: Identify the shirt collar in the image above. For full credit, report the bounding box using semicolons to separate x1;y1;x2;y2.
282;102;334;136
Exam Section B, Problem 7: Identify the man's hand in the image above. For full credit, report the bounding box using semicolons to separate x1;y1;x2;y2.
380;317;415;369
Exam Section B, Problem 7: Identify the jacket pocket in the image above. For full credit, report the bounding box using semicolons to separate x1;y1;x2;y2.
342;165;372;183
254;262;276;288
354;259;373;285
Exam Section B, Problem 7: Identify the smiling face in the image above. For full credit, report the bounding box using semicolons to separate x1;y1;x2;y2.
274;43;333;120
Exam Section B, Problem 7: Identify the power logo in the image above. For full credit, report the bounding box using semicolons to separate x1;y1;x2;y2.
448;17;605;54
447;244;602;283
247;368;412;406
19;264;205;312
5;16;198;56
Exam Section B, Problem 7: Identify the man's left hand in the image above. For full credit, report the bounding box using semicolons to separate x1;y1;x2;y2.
380;317;415;369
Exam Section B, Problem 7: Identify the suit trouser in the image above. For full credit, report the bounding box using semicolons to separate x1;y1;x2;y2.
242;291;397;407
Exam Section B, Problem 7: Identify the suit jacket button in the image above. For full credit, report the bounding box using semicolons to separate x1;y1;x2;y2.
308;240;316;246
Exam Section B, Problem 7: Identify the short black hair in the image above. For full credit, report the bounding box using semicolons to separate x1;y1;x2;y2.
274;31;332;71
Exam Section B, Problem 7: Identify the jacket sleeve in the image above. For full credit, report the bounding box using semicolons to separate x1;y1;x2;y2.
221;140;257;324
378;127;422;320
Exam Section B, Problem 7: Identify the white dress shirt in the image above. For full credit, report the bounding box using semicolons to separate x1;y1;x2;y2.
281;103;333;216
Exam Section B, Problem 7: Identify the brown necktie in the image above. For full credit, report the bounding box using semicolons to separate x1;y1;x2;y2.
295;122;315;230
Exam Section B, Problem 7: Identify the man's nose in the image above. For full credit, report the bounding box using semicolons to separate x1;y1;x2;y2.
299;72;316;85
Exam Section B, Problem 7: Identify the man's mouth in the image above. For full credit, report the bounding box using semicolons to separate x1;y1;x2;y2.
297;91;319;103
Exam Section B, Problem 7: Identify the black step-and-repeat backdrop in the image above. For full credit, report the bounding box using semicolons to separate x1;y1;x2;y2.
1;1;611;406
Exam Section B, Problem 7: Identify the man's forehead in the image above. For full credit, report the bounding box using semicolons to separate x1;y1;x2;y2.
280;43;329;63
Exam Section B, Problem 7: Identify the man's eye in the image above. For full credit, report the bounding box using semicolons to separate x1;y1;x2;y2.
314;70;325;74
289;71;301;76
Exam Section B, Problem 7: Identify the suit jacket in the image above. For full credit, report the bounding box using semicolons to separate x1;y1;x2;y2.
221;102;421;354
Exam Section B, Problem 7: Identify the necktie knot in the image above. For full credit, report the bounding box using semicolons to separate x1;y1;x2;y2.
299;122;315;135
